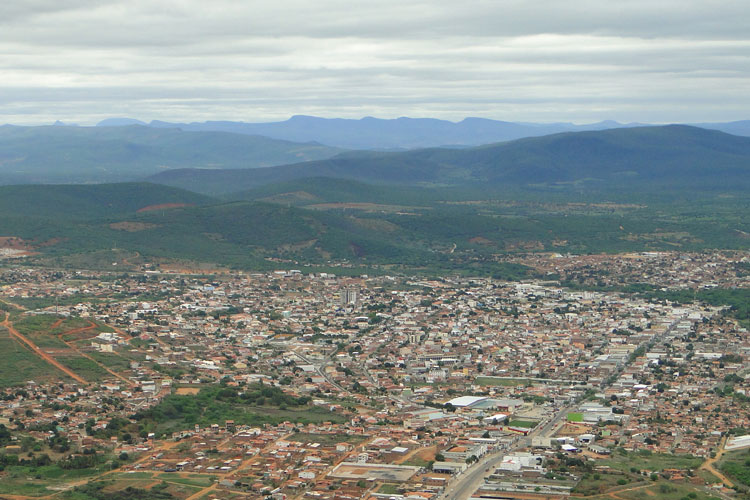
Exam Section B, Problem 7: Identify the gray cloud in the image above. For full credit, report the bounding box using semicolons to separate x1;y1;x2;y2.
1;0;749;124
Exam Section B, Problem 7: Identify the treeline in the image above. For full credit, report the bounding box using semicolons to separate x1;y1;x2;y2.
643;288;750;325
70;482;174;500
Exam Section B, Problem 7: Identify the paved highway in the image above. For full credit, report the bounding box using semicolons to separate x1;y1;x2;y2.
437;316;687;500
438;403;573;500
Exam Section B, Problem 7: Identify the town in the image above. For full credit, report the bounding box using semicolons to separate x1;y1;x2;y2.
0;250;748;500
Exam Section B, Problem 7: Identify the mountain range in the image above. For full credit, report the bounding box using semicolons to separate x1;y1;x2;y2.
96;115;750;150
0;120;748;271
148;125;750;195
0;124;342;184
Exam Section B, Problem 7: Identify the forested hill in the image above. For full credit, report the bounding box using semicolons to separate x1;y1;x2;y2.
147;125;750;194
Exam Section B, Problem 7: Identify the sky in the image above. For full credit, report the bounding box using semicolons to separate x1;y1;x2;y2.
1;0;749;125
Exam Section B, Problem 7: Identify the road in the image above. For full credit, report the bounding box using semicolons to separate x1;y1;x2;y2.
1;312;89;385
440;317;687;500
438;403;574;500
699;436;735;488
294;350;348;393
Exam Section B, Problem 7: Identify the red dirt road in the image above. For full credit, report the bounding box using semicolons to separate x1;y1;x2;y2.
56;321;135;387
1;313;88;385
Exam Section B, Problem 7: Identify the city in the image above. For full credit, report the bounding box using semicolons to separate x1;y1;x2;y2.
0;250;747;500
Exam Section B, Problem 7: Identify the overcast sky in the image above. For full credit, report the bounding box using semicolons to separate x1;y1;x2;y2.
2;0;749;125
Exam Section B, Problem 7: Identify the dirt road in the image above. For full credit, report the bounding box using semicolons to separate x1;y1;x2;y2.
57;321;135;387
1;313;88;385
699;436;735;488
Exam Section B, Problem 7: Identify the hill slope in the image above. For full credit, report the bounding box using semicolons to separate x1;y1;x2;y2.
0;183;213;219
0;181;746;272
148;125;750;194
0;125;343;184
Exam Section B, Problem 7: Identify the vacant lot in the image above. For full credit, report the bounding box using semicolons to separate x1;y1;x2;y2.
0;328;68;386
605;450;703;474
475;376;532;386
293;432;367;446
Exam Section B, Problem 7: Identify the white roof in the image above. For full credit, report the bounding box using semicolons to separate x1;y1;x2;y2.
483;413;508;422
447;395;487;407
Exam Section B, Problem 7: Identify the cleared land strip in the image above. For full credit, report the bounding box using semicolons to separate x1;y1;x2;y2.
0;313;89;385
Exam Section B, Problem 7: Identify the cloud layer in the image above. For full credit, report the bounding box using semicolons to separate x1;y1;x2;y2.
2;0;749;124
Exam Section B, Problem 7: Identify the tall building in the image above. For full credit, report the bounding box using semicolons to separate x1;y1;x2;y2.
340;287;358;306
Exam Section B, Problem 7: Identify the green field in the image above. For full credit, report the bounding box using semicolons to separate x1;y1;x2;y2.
567;412;584;422
508;420;538;428
57;355;111;382
475;376;532;386
0;459;117;497
605;450;703;473
86;351;133;372
616;482;721;500
154;473;217;487
0;328;70;386
13;315;64;336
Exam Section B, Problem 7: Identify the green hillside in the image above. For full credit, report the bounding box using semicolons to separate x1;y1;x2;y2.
148;125;750;194
0;183;213;219
0;180;746;276
0;125;343;184
226;177;453;205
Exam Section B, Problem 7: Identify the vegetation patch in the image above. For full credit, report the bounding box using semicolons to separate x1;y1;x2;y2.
65;481;175;500
718;449;750;487
475;376;531;387
0;328;69;386
133;383;345;435
605;449;703;474
56;355;111;381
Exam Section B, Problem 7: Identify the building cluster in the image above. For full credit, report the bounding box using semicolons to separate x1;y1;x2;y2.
0;250;747;499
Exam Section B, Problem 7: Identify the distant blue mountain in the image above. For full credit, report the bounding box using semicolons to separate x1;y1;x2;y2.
97;117;147;127
694;120;750;138
139;115;646;149
94;115;750;150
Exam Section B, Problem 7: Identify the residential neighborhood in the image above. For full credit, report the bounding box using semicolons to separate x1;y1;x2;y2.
0;250;748;499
